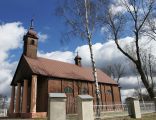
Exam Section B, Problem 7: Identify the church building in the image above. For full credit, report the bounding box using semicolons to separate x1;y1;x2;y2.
8;20;121;118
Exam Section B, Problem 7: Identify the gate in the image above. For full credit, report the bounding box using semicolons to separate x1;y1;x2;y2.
66;96;77;114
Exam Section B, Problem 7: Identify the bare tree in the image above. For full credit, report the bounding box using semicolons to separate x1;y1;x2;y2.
141;48;156;90
144;5;156;41
56;0;109;117
102;0;156;98
103;63;125;83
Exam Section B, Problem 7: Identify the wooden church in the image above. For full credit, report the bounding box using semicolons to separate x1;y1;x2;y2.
8;20;121;118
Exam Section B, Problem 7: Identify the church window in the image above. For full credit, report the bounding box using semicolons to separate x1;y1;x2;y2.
64;87;73;93
31;39;35;45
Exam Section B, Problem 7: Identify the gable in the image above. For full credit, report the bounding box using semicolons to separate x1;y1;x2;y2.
11;55;33;85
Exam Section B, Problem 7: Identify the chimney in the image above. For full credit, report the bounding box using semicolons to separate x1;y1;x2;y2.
74;52;82;67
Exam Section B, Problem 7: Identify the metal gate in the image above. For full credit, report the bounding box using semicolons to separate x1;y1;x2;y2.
94;104;129;119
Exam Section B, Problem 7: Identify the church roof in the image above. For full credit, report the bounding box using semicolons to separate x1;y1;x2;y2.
24;55;117;85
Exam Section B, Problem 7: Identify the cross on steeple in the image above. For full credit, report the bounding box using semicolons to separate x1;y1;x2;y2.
30;19;34;29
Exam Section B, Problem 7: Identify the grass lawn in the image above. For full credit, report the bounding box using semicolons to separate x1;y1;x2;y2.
104;113;156;120
1;113;155;120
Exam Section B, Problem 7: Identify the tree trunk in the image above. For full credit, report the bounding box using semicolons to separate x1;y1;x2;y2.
87;38;101;117
84;0;101;117
136;62;155;99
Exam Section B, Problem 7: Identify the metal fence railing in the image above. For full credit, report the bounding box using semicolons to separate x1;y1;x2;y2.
140;101;155;114
93;104;129;119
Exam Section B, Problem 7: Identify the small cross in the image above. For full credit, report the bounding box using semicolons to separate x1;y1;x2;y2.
30;19;34;29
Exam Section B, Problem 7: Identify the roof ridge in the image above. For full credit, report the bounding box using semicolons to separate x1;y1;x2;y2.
25;55;111;75
36;56;91;69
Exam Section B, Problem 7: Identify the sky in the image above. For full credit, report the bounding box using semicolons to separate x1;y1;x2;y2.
0;0;86;53
0;0;156;102
0;0;102;96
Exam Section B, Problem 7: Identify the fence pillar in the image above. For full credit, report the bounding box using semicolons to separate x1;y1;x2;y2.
126;97;141;119
77;95;94;120
48;93;67;120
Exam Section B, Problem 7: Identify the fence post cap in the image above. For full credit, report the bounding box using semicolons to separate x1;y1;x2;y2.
126;97;139;101
49;93;66;98
77;95;93;101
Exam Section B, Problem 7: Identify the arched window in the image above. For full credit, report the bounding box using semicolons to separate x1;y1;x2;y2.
64;87;73;93
31;39;35;45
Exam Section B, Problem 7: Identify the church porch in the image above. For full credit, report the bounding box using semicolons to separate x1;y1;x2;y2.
8;74;47;118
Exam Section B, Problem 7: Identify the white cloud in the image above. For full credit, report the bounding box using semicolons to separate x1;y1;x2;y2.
120;89;135;102
0;61;18;96
0;22;25;62
0;22;25;96
109;0;134;15
109;4;126;15
100;27;109;34
76;37;132;67
38;32;48;42
38;51;74;63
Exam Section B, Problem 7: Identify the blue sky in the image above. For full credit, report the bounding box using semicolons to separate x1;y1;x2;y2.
0;0;107;97
0;0;104;62
0;0;67;60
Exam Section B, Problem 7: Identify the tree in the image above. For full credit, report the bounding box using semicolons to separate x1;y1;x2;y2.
56;0;109;117
102;0;156;99
141;48;156;91
103;63;125;83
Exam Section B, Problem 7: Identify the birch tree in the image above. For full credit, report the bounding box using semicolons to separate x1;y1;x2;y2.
56;0;109;117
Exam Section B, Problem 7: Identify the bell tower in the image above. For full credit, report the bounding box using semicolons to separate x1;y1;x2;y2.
23;19;38;58
74;52;82;67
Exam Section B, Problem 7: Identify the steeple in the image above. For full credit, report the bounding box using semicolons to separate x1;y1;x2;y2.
23;19;38;58
74;52;82;67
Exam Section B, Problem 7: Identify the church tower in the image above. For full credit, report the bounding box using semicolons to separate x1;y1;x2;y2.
23;19;38;58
